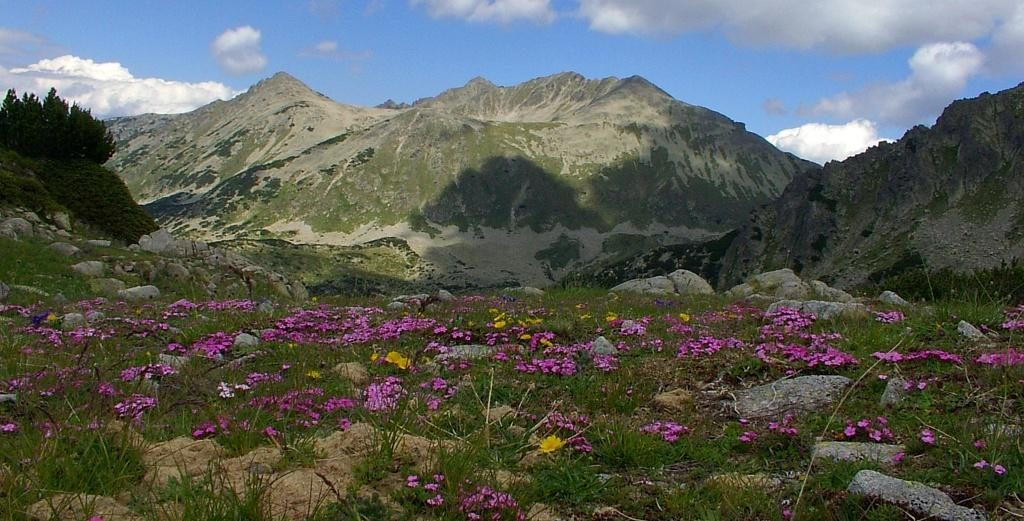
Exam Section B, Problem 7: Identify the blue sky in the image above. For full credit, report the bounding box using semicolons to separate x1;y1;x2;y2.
1;0;1022;163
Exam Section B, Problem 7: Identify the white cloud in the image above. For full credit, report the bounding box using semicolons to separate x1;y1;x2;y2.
988;4;1024;75
298;40;372;60
806;42;985;127
767;119;892;165
211;26;267;75
1;55;239;118
412;0;556;24
0;27;63;65
577;0;1018;53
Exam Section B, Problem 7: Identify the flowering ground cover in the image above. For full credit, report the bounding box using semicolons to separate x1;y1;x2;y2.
1;285;1023;520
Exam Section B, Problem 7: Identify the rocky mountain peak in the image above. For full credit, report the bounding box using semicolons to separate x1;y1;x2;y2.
243;72;325;101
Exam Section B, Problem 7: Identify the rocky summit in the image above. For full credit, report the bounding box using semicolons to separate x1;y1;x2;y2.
107;72;813;288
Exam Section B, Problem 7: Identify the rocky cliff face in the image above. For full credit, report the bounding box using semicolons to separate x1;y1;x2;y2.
719;82;1024;288
108;72;813;287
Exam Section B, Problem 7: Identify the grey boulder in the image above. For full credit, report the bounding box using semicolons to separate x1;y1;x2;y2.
847;470;987;521
118;285;161;302
730;375;852;419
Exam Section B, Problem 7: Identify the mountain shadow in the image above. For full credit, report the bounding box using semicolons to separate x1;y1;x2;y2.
419;156;606;233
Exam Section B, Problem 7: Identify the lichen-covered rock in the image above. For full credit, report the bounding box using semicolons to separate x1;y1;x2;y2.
767;299;869;320
957;321;986;342
233;332;259;349
813;442;905;465
730;375;852;419
847;470;987;521
666;269;715;295
880;377;909;406
591;336;616;355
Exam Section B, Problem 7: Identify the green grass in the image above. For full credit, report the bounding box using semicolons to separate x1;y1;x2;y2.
1;257;1022;520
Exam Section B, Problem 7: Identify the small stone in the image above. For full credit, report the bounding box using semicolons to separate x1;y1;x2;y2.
813;442;905;465
0;393;16;404
707;473;784;490
85;311;106;322
484;405;516;422
0;281;8;302
731;375;852;419
847;470;987;521
51;293;68;306
506;286;545;297
333;362;370;386
653;388;694;412
60;313;86;330
878;290;910;307
436;289;455;302
89;278;127;297
880;377;909;406
27;493;142;521
86;239;112;247
164;263;191;281
257;300;274;314
434;344;498;362
387;301;410;311
957;321;985;342
52;212;72;231
233;333;259;349
591;336;616;355
10;284;48;297
48;242;81;257
118;285;161;302
158;354;190;369
71;260;105;278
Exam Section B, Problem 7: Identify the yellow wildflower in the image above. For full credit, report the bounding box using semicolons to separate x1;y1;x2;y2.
538;435;565;454
579;314;591;320
493;320;507;330
678;313;691;322
306;370;322;380
519;333;532;340
385;351;411;370
370;352;380;362
605;313;618;323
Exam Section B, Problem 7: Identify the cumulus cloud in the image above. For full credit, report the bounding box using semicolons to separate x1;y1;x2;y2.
1;55;239;118
806;42;985;127
767;119;892;165
411;0;556;24
577;0;1018;53
211;26;267;75
298;40;372;61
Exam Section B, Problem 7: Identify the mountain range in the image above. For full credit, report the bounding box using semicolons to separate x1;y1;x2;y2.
107;72;812;287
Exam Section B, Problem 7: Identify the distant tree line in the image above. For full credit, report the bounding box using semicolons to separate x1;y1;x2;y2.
0;88;115;163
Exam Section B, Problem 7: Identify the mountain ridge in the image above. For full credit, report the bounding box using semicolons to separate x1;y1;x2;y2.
107;71;814;288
